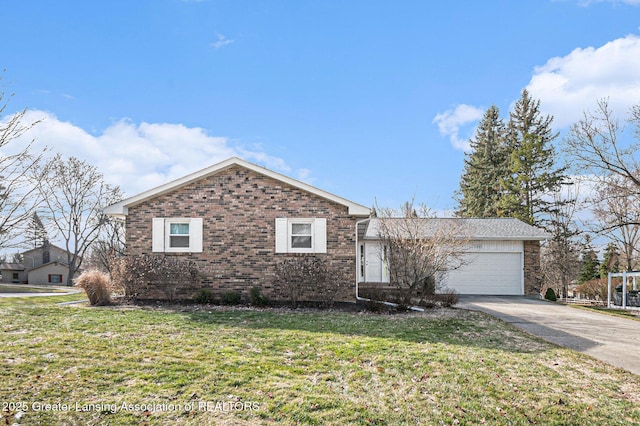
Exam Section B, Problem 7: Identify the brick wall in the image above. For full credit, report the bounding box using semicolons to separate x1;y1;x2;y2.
524;240;542;296
125;165;360;302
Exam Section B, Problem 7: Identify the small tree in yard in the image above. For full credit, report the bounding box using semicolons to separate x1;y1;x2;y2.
375;200;469;308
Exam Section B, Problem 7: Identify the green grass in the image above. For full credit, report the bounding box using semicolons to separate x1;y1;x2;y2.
0;292;87;307
0;284;70;293
1;301;639;425
572;305;640;322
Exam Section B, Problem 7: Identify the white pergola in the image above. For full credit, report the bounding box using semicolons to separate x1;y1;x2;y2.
607;271;640;309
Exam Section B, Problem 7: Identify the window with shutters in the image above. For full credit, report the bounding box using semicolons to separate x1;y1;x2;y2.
275;218;327;254
152;218;203;253
48;274;63;284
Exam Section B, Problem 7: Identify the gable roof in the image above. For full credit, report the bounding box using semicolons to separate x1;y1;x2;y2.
22;243;71;257
28;260;70;272
364;217;550;241
104;157;371;217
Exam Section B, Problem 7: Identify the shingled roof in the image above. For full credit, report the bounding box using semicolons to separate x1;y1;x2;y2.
364;217;550;241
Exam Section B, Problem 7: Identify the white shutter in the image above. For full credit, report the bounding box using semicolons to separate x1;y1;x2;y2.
190;218;203;252
275;218;288;253
152;218;165;252
314;218;327;253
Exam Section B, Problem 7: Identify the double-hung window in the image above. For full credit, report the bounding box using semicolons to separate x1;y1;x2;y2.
290;221;313;249
152;218;203;253
168;221;190;248
275;218;326;254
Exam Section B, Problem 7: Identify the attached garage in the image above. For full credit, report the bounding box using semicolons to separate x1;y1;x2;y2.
358;218;548;296
441;241;523;295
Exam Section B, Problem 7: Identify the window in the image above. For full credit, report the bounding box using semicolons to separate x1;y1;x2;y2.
169;222;190;248
48;274;63;284
12;272;19;280
152;218;203;253
290;221;313;249
275;218;326;254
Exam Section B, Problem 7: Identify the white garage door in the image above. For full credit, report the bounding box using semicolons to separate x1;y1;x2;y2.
441;252;523;295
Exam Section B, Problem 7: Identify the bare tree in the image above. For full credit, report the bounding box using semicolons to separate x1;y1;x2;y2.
0;74;44;249
565;98;640;188
375;200;469;307
37;155;121;285
592;175;640;271
541;184;581;298
84;210;126;273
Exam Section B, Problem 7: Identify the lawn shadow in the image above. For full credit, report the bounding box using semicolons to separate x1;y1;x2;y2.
178;303;554;354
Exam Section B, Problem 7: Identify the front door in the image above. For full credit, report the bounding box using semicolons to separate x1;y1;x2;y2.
364;242;388;282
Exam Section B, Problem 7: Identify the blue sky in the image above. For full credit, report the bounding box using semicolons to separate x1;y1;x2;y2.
2;0;640;213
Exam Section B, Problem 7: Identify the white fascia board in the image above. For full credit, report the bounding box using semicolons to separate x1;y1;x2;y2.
103;157;371;217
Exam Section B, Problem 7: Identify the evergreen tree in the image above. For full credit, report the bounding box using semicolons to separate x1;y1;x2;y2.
30;212;49;248
599;242;620;278
457;105;509;217
578;235;600;284
499;90;567;226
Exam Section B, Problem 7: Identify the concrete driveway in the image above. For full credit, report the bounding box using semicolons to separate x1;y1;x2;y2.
458;295;640;376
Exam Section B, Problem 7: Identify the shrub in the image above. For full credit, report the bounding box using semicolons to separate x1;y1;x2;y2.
75;270;111;306
576;278;612;301
110;255;201;302
249;287;269;307
544;287;557;302
221;291;242;306
273;256;344;308
193;289;216;304
435;289;459;307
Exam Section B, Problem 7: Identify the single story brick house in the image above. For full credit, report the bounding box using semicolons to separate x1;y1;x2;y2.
104;157;548;302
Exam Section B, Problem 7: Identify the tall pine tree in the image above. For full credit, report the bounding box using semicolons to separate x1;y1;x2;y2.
499;90;567;226
457;105;509;217
578;235;600;284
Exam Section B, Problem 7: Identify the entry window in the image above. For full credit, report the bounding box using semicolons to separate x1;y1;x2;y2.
169;222;190;248
290;222;313;249
49;274;63;284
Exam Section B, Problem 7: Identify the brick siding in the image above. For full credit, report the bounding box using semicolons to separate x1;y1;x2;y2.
523;240;542;296
125;165;359;302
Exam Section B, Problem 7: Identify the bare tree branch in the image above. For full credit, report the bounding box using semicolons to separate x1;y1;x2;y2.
374;199;470;307
37;154;121;285
0;75;45;249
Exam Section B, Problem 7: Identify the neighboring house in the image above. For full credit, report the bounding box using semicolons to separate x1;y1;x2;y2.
358;218;549;297
0;263;26;284
104;157;548;302
3;244;79;285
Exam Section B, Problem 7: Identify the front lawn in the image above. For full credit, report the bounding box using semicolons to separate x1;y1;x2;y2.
572;305;640;322
0;284;70;294
1;300;639;425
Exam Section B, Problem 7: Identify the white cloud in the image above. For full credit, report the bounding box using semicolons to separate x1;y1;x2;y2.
8;110;307;197
432;104;484;152
526;34;640;128
212;33;234;50
574;0;640;5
